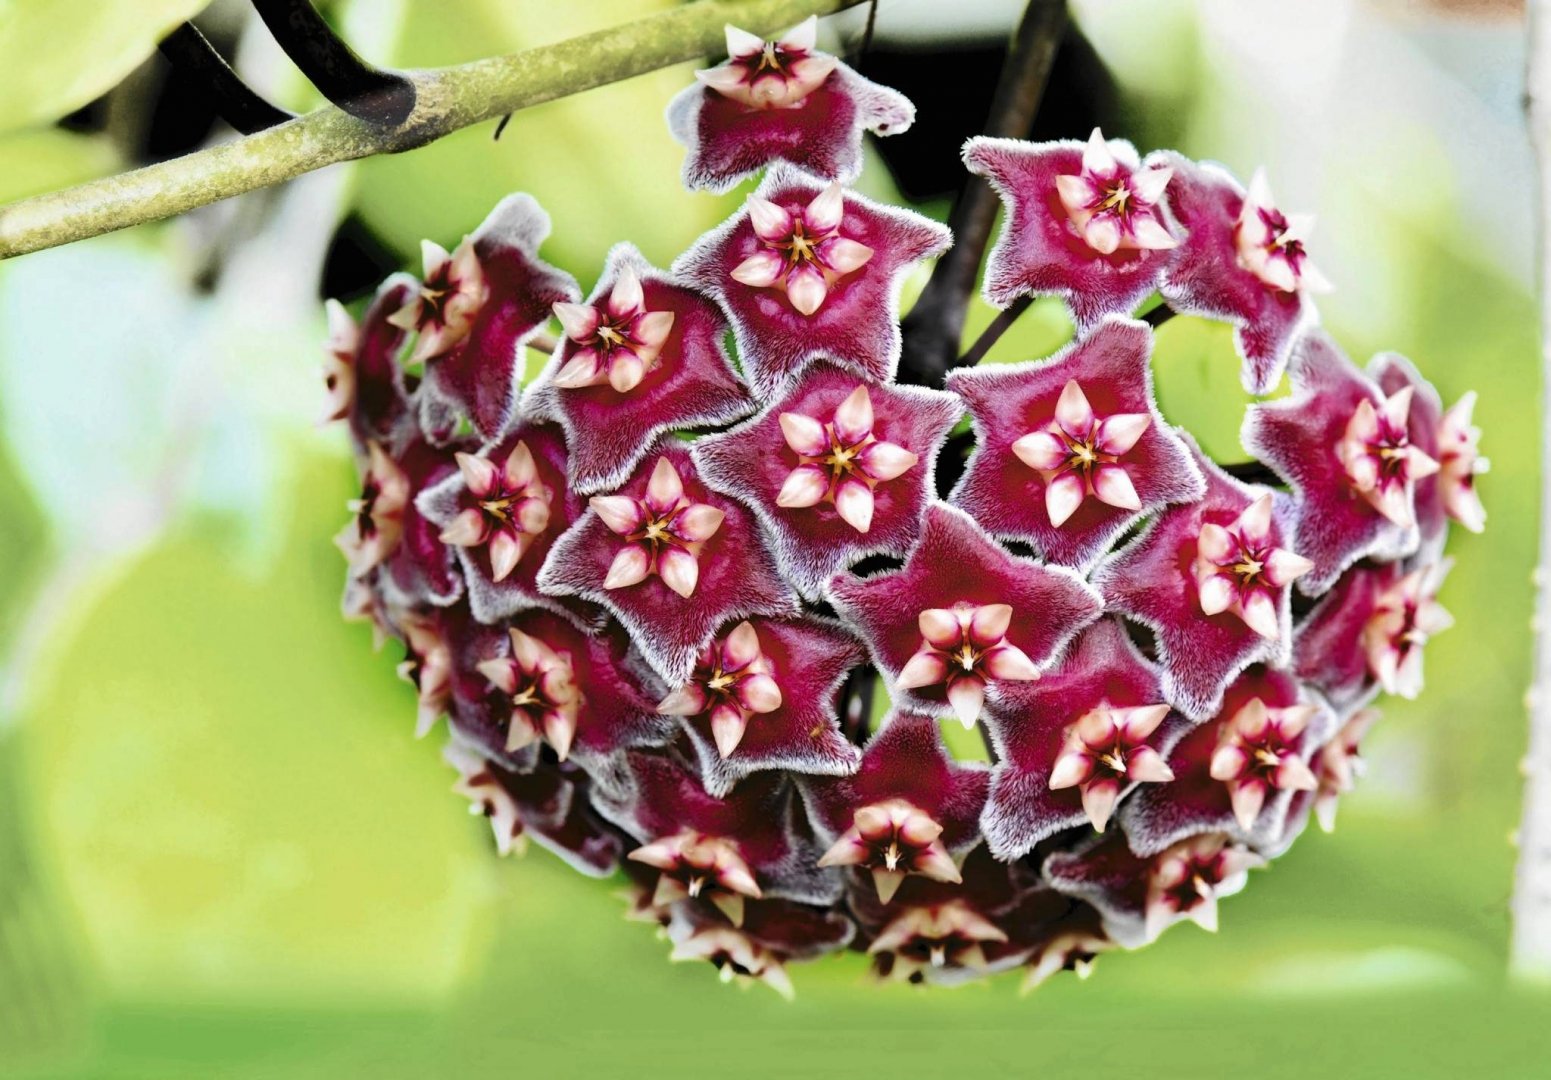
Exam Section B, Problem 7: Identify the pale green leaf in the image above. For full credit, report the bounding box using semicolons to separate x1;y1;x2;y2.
0;0;212;133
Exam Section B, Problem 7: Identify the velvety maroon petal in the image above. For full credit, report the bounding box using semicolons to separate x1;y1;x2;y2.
829;503;1103;717
447;739;624;876
1241;332;1421;595
595;750;839;905
799;710;990;856
537;440;798;682
1371;351;1447;555
1154;153;1316;394
693;362;962;598
1117;666;1334;856
524;244;755;494
981;618;1190;859
668;63;914;193
420;195;580;441
1292;563;1396;712
947;317;1205;571
673;164;952;397
963;137;1180;331
1091;444;1297;720
416;421;601;628
677;616;866;796
1041;832;1155;947
379;439;467;609
347;275;417;451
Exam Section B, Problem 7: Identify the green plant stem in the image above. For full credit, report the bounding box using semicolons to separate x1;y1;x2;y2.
0;0;866;260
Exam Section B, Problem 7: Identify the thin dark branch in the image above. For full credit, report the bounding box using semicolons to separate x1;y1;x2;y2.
958;295;1033;366
493;113;513;141
1142;302;1177;328
859;0;880;61
157;23;295;134
896;0;1067;386
250;0;415;126
1219;460;1282;486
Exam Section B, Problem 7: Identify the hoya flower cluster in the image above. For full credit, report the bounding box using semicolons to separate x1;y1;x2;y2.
325;19;1486;996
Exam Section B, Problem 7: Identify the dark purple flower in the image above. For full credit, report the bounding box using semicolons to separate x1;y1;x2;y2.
673;164;952;396
947;317;1205;570
415;421;599;627
469;609;673;767
537;442;798;682
981;618;1186;858
1294;559;1453;708
830;503;1103;726
693;363;961;598
522;244;754;494
802;710;990;903
444;739;623;876
666;17;914;193
963;129;1180;331
598;750;839;907
391;195;580;441
1118;666;1332;856
1044;830;1262;946
322;277;416;449
658;615;866;796
1156;156;1331;394
1243;332;1439;594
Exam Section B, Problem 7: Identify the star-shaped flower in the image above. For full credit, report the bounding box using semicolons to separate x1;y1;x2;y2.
595;750;839;906
1372;352;1487;548
666;17;915;193
444;738;623;876
1092;446;1307;720
1118;666;1332;854
346;438;467;611
1295;559;1453;709
321;276;417;449
416;421;599;627
1156;156;1330;393
673;164;951;396
980;618;1187;859
830;503;1102;726
537;443;798;682
522;244;754;494
1017;906;1114;994
658;615;865;797
1243;332;1437;594
802;710;990;904
947;317;1206;570
963;129;1181;332
693;363;961;598
393;195;580;441
1043;830;1262;947
1312;706;1379;833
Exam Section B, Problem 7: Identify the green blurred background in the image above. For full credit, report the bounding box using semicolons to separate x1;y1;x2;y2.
1;0;1548;1076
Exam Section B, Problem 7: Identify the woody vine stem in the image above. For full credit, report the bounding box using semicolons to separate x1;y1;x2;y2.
0;0;870;259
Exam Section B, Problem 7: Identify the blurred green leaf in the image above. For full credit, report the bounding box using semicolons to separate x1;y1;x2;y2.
0;128;117;204
355;0;738;277
0;0;211;134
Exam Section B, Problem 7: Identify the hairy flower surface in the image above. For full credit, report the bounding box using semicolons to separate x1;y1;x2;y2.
395;195;580;441
674;165;951;395
538;443;796;682
981;619;1184;857
1244;332;1437;593
1155;154;1325;393
1094;447;1303;719
668;17;914;193
694;364;959;598
831;504;1102;725
948;317;1204;569
965;130;1180;330
660;616;864;796
327;47;1486;997
523;244;753;494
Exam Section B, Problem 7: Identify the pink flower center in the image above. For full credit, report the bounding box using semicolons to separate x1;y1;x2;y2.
552;269;676;394
1053;129;1177;255
1191;494;1311;640
1335;387;1440;526
816;798;961;902
896;602;1039;726
591;458;726;598
775;385;918;534
1361;568;1451;698
440;444;553;582
476;628;583;758
696;19;838;110
730;186;875;316
1011;380;1149;528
